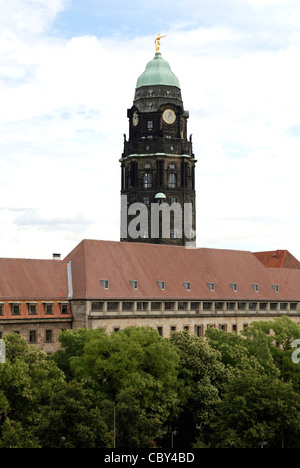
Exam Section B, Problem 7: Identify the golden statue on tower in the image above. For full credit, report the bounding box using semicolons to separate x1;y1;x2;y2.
155;33;167;53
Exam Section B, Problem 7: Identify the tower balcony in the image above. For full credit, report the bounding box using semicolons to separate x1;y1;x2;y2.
123;137;194;159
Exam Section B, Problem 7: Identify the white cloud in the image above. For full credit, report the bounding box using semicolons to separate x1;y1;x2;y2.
0;0;69;35
1;0;300;259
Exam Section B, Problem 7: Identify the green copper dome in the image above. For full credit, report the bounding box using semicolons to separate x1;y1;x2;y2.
136;53;180;89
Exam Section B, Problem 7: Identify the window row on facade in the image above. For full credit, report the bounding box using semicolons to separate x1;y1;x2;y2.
0;328;55;343
109;321;293;338
0;302;70;316
90;300;300;314
99;279;281;294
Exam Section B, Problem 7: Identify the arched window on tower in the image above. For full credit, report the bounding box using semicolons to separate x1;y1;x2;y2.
144;173;152;188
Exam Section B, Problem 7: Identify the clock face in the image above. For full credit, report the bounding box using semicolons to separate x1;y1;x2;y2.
163;109;176;125
132;111;139;126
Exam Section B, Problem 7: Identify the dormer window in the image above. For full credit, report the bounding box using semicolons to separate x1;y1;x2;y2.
100;279;109;289
252;283;259;292
230;283;237;292
207;282;215;291
157;281;165;290
272;284;279;293
183;282;191;291
130;280;138;290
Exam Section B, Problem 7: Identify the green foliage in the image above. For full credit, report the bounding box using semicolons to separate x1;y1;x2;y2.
2;319;300;448
64;327;181;422
38;380;111;448
169;331;229;447
206;369;300;448
206;326;279;377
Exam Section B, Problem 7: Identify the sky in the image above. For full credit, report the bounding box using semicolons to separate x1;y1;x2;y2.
1;0;300;259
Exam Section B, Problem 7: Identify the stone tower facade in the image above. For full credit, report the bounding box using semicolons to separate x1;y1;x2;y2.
120;44;196;245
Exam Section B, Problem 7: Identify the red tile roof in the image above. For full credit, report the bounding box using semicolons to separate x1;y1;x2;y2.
65;239;300;301
253;250;300;269
0;258;69;300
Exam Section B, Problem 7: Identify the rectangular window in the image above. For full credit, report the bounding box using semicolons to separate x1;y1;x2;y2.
249;302;257;310
44;303;53;315
280;302;288;311
290;303;298;311
45;330;53;343
170;326;176;334
91;302;104;311
165;302;175;310
168;173;177;188
191;302;200;311
0;304;3;316
238;302;246;310
270;302;278;310
232;324;237;333
259;302;268;310
100;279;109;289
195;325;203;337
157;326;163;337
170;197;177;204
137;302;148;311
147;121;153;130
203;302;212;310
151;302;162;311
226;302;235;310
122;302;134;311
219;324;227;331
215;302;224;310
144;197;150;205
107;302;119;311
178;302;188;310
143;173;152;188
11;304;21;316
60;304;68;314
28;304;37;315
29;331;37;344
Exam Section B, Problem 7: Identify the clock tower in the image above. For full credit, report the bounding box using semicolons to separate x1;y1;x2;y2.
120;37;196;246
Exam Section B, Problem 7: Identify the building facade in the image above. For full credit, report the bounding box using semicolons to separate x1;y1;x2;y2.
2;240;300;352
1;44;300;352
0;257;72;353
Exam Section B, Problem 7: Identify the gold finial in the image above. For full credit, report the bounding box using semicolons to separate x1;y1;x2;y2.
155;33;167;53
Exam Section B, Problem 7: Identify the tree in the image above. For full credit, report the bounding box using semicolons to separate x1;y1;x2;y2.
169;331;229;448
0;333;65;427
112;389;161;448
243;317;300;391
55;327;181;424
205;326;279;378
38;380;111;448
205;369;300;448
